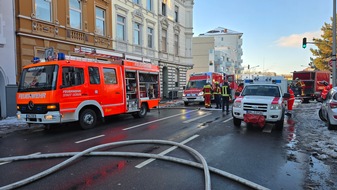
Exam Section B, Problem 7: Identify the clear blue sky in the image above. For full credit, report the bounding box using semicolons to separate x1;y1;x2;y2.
193;0;332;74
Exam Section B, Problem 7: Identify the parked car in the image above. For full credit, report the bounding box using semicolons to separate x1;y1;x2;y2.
318;87;337;130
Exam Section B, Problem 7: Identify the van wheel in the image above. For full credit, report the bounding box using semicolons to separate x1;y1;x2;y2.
233;117;241;127
79;109;97;129
133;103;147;118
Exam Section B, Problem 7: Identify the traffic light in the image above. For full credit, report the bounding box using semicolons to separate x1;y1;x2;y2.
302;37;307;49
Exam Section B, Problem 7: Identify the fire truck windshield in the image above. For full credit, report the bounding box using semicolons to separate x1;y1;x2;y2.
186;80;207;90
18;65;58;92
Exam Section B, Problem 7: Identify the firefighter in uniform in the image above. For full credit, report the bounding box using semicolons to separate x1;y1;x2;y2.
221;82;232;113
296;78;305;96
213;82;222;109
286;86;295;117
320;81;332;100
203;83;213;108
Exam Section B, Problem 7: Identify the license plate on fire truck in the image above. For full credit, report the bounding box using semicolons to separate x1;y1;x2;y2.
26;114;36;119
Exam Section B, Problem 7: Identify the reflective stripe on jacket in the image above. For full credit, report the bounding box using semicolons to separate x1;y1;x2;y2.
222;86;229;97
213;86;221;94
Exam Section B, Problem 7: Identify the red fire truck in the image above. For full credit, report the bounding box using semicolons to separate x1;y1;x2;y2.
16;52;160;129
292;70;331;103
182;72;224;106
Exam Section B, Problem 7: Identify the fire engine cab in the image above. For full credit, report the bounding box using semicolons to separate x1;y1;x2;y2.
16;50;160;129
232;76;290;129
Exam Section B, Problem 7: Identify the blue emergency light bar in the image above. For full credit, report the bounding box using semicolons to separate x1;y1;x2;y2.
272;80;281;83
244;79;253;83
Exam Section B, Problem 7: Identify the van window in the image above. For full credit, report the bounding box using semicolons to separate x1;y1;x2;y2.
103;68;117;84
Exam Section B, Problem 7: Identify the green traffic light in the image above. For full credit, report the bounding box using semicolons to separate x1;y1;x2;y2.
302;37;307;49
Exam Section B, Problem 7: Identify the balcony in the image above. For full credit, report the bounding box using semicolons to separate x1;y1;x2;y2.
66;29;87;42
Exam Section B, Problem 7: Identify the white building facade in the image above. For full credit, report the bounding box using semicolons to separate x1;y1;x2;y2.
112;0;194;99
191;27;243;80
0;0;17;118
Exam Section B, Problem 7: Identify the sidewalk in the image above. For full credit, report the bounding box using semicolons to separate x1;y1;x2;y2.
159;98;184;108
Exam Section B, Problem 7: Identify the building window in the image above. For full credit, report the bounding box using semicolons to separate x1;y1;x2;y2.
147;27;154;48
175;68;179;87
103;68;117;84
95;7;105;36
174;34;179;56
147;0;152;11
162;3;166;16
174;6;179;22
133;22;141;45
133;0;140;4
117;15;126;41
161;29;167;52
69;0;82;29
35;0;52;22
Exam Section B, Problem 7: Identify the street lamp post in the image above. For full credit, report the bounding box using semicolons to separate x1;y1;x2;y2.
333;0;336;87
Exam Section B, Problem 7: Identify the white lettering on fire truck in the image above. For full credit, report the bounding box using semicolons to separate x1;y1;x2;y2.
63;90;82;97
19;93;47;99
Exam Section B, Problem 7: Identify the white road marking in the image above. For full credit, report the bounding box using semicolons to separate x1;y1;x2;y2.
123;110;198;130
75;135;105;144
135;135;199;168
0;152;41;166
223;117;233;123
182;112;212;123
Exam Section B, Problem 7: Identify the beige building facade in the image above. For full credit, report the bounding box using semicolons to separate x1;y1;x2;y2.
157;0;194;98
111;0;194;98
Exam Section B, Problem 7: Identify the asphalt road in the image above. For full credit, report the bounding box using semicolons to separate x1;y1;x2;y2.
0;103;327;190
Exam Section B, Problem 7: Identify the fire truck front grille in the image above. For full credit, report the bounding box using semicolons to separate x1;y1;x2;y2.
243;103;268;112
18;103;59;114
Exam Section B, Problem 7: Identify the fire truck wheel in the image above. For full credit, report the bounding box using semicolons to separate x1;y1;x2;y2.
133;103;148;118
79;109;97;129
233;117;241;127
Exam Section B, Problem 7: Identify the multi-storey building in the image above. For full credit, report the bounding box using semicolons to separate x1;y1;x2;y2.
112;0;194;99
156;0;194;98
0;0;17;118
191;27;243;81
12;0;193;112
0;0;195;119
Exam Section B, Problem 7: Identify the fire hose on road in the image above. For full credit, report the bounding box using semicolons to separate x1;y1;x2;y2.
0;139;269;190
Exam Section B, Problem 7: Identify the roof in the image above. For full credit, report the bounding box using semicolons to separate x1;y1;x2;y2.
198;27;243;36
